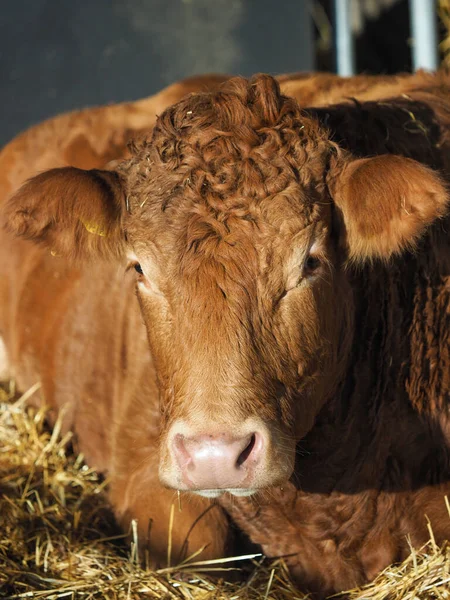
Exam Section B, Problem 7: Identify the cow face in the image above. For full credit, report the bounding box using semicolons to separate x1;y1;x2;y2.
5;75;448;497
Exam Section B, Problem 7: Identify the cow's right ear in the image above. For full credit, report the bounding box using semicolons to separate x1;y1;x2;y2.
3;167;126;261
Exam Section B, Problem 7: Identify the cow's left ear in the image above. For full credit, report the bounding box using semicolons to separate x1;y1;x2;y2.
328;155;449;262
3;167;126;261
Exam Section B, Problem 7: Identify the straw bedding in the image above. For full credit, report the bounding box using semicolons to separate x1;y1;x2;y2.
1;383;450;599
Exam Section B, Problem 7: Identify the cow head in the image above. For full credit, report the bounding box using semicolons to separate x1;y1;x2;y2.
5;75;448;498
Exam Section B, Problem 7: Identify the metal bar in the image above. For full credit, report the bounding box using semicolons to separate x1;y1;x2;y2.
334;0;355;76
409;0;438;71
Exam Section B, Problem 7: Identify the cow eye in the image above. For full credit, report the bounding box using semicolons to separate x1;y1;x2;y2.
134;263;143;275
303;255;321;276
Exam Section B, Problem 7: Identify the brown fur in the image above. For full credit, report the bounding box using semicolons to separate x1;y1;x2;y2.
4;167;127;261
1;71;450;597
330;155;449;261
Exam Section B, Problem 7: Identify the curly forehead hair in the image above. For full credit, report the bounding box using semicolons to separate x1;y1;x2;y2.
126;74;332;214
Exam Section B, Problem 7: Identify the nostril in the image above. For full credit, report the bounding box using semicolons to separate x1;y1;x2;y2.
173;434;192;469
237;433;255;466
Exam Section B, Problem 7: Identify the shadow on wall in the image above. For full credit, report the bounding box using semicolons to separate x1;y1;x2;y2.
0;0;314;147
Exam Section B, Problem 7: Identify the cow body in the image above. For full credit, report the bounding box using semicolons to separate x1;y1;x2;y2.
1;71;450;596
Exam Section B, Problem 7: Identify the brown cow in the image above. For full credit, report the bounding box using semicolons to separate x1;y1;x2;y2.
1;71;450;597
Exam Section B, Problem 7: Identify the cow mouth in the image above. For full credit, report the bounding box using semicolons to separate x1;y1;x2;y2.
193;488;258;498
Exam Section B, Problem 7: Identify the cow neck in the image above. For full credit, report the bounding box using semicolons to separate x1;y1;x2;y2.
294;224;450;495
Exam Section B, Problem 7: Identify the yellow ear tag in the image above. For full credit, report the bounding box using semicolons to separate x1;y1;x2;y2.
50;249;60;257
80;218;108;237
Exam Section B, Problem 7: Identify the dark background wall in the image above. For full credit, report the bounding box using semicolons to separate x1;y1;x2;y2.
0;0;314;147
